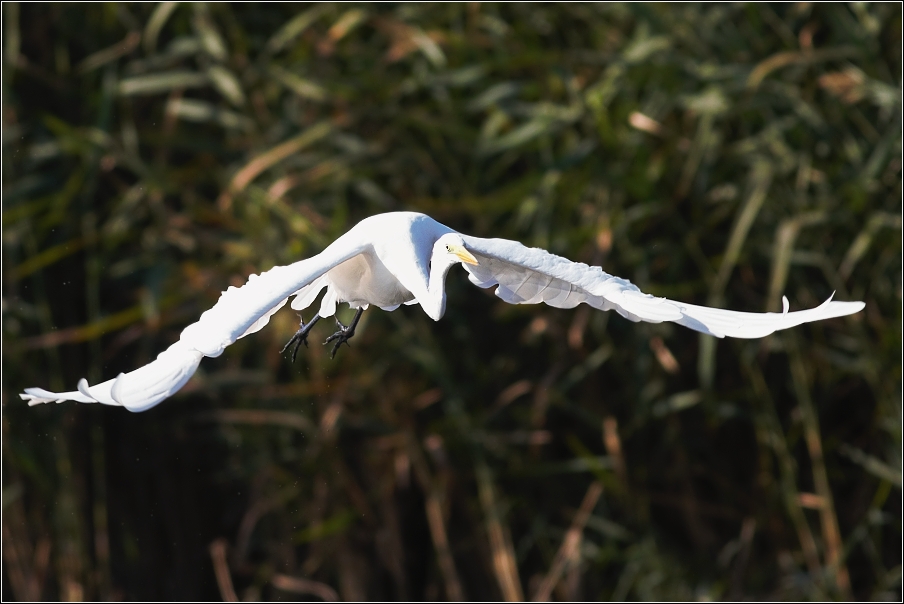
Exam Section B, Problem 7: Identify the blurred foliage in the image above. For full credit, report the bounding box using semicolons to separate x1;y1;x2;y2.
2;2;901;601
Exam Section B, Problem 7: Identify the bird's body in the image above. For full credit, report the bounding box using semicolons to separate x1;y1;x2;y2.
21;211;865;412
329;252;409;309
316;212;454;315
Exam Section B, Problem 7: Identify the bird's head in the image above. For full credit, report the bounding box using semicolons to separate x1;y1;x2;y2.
420;233;479;321
432;233;479;271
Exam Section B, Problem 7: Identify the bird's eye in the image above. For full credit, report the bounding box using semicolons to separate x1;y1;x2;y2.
445;245;452;252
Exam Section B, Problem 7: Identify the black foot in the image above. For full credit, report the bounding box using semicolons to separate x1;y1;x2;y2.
281;313;321;363
323;308;364;359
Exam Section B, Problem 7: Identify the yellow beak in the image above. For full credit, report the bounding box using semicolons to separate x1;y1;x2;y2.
450;245;479;265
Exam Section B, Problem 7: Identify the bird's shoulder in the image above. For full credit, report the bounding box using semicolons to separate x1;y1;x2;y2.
348;212;456;246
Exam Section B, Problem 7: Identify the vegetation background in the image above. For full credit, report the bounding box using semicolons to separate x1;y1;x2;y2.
2;3;901;601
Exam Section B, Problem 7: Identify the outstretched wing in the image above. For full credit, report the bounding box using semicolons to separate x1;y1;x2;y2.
20;236;369;412
459;234;864;338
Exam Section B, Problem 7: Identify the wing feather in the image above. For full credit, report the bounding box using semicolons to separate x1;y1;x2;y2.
459;234;864;338
20;236;368;411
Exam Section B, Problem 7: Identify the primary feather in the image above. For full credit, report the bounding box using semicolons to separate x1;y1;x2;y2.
20;212;864;411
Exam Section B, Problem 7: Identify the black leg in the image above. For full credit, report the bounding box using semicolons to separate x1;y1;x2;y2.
281;313;321;363
324;307;364;359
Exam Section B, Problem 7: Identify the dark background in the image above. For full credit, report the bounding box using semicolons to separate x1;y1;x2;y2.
2;3;901;601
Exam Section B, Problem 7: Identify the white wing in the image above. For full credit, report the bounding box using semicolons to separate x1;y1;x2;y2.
459;235;864;338
20;236;369;412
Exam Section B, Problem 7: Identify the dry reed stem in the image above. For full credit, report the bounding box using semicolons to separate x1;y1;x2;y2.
744;363;824;584
76;31;141;74
20;303;155;349
208;538;238;602
728;517;757;599
377;479;410;598
788;340;852;598
424;494;464;601
476;461;524;602
407;434;464;601
203;409;316;434
2;518;42;601
271;573;339;601
336;542;368;602
532;481;604;601
602;416;628;489
648;337;680;374
217;122;332;210
746;46;857;90
232;487;300;569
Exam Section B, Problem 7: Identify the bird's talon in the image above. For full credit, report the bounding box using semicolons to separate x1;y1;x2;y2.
321;309;363;358
281;314;321;363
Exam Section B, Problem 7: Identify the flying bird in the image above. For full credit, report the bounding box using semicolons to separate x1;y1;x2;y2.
20;212;864;412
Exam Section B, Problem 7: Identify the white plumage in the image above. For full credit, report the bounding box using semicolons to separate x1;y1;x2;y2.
20;211;864;412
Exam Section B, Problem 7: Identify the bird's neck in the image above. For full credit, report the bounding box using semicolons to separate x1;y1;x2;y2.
422;259;454;321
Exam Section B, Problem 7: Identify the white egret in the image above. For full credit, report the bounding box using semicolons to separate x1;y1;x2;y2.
20;211;864;412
